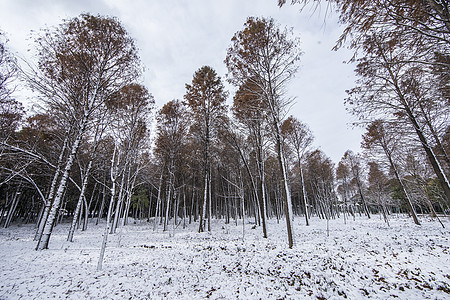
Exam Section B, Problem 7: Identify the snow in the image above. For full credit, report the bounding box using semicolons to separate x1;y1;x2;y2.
0;215;449;299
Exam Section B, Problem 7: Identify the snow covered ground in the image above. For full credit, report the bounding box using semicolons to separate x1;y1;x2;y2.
0;215;449;299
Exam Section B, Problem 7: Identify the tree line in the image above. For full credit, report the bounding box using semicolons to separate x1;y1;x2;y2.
0;0;448;256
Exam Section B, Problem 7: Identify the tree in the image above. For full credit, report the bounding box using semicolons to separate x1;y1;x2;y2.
23;14;142;250
367;162;391;225
279;0;450;205
278;1;450;53
336;160;353;222
225;17;302;248
341;150;371;219
346;32;450;206
0;31;16;102
303;149;337;232
281;116;314;225
155;99;189;231
184;66;227;233
232;79;269;237
403;151;445;227
67;108;109;242
0;32;24;140
2;113;73;240
362;120;421;225
107;83;153;233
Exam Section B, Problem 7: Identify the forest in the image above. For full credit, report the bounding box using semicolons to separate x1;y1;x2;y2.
0;0;449;299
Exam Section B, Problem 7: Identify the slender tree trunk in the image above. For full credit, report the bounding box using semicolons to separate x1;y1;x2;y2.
77;198;83;229
356;176;370;219
238;170;245;241
276;131;294;248
189;187;194;224
111;175;125;234
57;196;67;225
233;136;265;237
384;147;420;225
82;192;89;230
121;165;132;227
68;159;93;242
349;157;370;219
234;182;238;226
199;168;208;233
342;177;349;225
34;135;69;241
36;121;86;250
257;143;268;238
84;182;97;229
164;176;172;232
97;179;116;271
122;164;137;227
35;204;44;228
208;168;212;232
96;183;107;226
183;189;187;229
4;191;20;228
97;144;119;271
296;154;309;226
153;171;163;231
0;194;7;227
147;187;153;222
90;183;100;221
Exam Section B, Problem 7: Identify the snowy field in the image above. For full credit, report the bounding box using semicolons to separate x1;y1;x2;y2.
0;215;449;299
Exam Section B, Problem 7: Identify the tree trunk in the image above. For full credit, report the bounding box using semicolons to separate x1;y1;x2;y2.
111;175;125;234
183;190;187;229
36;123;85;250
276;133;294;248
257;143;268;237
4;191;20;228
297;155;309;226
34;135;69;241
122;165;137;227
164;183;172;232
198;169;208;233
153;172;163;231
385;147;420;225
239;170;245;241
356;176;370;219
96;183;107;226
208;168;212;232
97;144;119;271
349;157;370;219
97;177;116;271
68;159;93;242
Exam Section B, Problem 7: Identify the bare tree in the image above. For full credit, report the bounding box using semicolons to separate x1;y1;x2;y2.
341;151;371;219
184;66;227;233
367;162;391;226
280;0;450;205
281;116;314;225
225;17;302;248
362;120;421;225
107;84;153;234
0;32;23;141
303;149;337;232
22;14;142;250
346;33;450;206
155;100;189;231
232;80;270;237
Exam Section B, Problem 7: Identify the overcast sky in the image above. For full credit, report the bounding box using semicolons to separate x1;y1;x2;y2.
0;0;363;163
